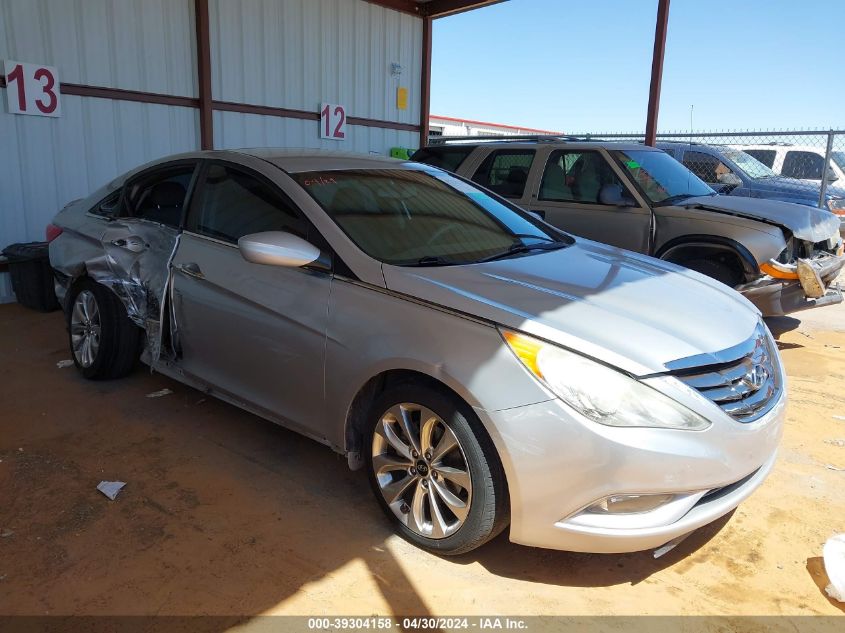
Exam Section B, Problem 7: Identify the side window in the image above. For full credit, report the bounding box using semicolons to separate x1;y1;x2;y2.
471;150;535;198
89;190;121;218
125;165;195;228
411;146;474;172
186;164;308;243
682;151;731;185
744;149;776;167
782;151;825;179
538;150;625;204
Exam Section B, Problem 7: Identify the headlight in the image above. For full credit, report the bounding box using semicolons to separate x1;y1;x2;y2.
501;330;711;430
828;198;845;216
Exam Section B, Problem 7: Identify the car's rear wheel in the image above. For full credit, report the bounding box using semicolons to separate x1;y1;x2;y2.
67;279;141;380
365;383;508;555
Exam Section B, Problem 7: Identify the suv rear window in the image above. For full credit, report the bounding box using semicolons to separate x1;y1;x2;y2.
782;151;825;179
410;146;474;172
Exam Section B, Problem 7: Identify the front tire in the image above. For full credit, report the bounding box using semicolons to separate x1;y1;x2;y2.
365;383;508;555
682;258;744;287
67;279;141;380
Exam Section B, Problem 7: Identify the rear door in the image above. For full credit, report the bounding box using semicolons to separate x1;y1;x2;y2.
528;149;651;252
170;160;332;438
470;148;537;203
99;161;199;357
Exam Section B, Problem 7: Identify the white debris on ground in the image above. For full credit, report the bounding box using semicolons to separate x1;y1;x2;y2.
1;529;13;538
145;388;173;398
824;534;845;602
96;481;126;500
55;360;74;368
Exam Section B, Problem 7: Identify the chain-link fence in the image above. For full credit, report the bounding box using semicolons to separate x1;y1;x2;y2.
568;129;845;213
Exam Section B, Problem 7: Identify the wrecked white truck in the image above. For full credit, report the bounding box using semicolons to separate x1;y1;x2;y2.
412;140;845;315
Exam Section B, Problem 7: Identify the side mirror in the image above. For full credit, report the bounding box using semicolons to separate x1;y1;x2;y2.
238;231;321;268
598;184;636;207
826;168;838;182
717;172;742;187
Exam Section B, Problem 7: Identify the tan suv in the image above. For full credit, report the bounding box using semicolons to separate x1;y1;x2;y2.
412;139;844;316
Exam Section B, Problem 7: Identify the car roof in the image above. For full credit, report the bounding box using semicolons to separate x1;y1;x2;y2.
231;148;411;173
736;144;823;153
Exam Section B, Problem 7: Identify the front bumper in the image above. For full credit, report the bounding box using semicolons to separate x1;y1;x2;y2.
474;387;785;554
740;253;845;316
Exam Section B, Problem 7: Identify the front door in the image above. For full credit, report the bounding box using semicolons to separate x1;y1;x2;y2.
171;161;332;438
529;150;652;253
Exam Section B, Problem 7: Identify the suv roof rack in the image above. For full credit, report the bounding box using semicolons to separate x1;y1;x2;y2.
427;134;605;145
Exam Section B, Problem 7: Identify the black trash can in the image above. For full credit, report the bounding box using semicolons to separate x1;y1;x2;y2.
2;242;60;312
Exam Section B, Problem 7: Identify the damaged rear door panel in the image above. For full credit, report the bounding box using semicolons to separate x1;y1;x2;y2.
51;160;200;364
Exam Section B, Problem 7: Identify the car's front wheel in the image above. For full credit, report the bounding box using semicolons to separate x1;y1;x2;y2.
67;279;141;379
365;383;508;555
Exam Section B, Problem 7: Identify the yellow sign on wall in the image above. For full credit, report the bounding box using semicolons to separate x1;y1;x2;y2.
397;86;408;111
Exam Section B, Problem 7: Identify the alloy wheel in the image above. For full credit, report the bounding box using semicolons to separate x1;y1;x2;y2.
70;290;101;368
371;402;472;539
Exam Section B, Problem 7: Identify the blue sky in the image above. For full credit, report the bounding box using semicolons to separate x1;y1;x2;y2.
430;0;845;133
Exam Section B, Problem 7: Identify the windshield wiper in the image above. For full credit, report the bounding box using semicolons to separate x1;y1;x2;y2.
411;255;457;267
509;233;561;243
476;240;567;263
654;193;698;206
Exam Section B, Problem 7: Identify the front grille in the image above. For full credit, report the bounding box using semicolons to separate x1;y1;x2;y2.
673;325;781;423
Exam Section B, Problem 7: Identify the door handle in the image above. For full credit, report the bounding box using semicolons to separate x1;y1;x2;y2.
110;237;148;253
175;262;205;280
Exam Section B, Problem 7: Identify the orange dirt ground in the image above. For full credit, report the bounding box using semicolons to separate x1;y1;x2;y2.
1;301;843;626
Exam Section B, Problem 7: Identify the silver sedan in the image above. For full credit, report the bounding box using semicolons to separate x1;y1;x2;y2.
48;150;784;554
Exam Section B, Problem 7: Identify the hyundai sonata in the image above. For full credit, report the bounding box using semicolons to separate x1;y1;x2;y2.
48;149;785;554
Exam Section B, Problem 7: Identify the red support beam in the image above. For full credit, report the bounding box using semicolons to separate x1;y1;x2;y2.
195;0;213;150
419;16;433;148
644;0;670;147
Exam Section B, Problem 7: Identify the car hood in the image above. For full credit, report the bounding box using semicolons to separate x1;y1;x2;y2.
381;240;760;377
745;175;845;199
680;194;840;243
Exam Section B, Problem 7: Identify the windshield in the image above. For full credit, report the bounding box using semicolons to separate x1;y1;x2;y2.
832;151;845;175
718;147;777;179
295;167;566;266
612;150;715;203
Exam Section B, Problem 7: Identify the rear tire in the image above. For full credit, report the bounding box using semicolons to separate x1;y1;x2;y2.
66;279;141;380
365;382;508;555
682;258;744;287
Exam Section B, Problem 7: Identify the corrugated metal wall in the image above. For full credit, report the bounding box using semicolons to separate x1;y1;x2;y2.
1;0;422;301
0;0;199;249
209;0;421;151
0;0;197;95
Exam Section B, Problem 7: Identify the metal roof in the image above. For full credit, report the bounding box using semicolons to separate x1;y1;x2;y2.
370;0;505;18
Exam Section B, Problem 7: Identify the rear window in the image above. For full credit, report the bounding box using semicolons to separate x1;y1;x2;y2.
410;146;474;172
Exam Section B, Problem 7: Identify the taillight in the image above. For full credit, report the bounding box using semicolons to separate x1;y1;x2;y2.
46;223;63;242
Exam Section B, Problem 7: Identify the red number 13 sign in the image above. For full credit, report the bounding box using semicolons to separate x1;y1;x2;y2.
4;60;62;117
320;102;346;140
